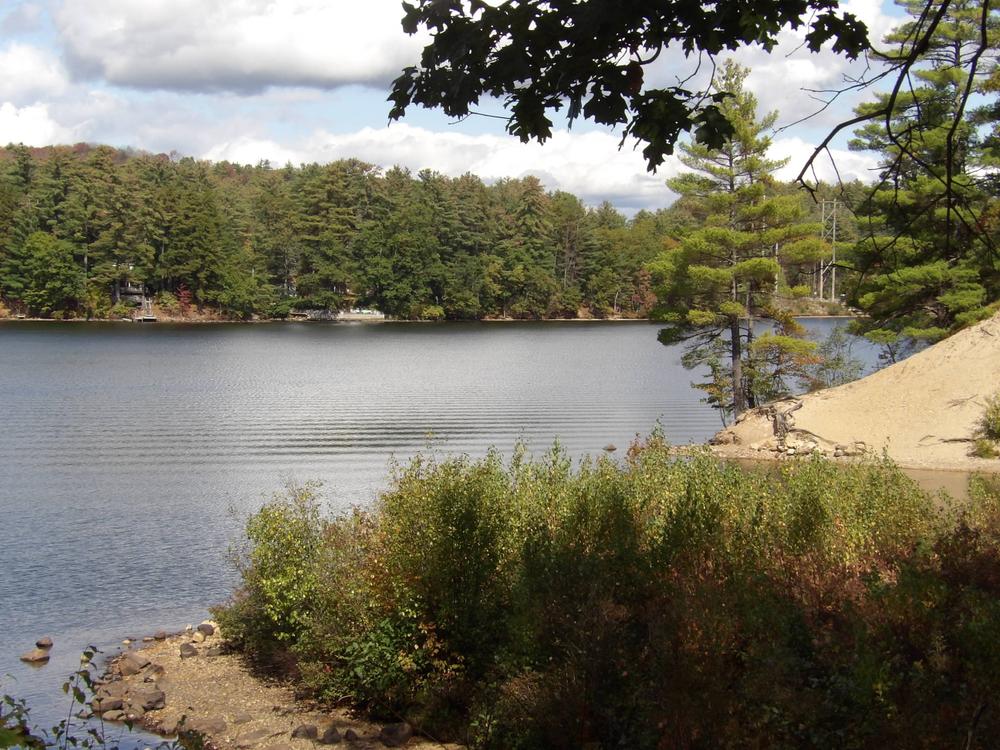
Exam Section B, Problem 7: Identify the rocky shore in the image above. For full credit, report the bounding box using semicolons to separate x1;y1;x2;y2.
95;624;456;750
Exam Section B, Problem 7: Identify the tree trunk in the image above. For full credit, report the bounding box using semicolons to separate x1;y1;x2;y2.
731;316;746;416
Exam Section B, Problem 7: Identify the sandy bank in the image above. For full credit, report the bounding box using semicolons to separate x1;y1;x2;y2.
100;626;458;749
710;311;1000;473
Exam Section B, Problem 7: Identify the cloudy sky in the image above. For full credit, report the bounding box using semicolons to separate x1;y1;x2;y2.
0;0;901;212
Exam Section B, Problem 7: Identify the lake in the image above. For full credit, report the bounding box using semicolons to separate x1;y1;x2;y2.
0;318;872;727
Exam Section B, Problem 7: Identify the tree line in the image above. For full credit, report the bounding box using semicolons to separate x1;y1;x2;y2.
0;144;673;321
0;137;857;323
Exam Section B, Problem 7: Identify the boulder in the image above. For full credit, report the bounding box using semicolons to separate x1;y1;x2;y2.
19;648;50;664
96;682;127;699
197;622;216;636
379;722;413;747
35;636;53;649
125;706;146;720
291;724;318;740
191;631;206;644
344;729;359;741
119;652;150;676
187;716;227;735
91;697;123;714
179;643;198;659
154;631;168;641
129;688;166;711
320;726;342;745
102;710;126;722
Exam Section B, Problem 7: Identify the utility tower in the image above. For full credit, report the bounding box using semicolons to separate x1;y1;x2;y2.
818;199;838;301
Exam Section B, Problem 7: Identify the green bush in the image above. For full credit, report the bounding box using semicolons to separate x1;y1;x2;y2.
217;439;1000;748
155;290;180;312
215;482;322;660
970;392;1000;458
980;392;1000;441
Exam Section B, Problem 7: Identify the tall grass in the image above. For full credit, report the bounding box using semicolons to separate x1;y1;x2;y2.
215;436;1000;748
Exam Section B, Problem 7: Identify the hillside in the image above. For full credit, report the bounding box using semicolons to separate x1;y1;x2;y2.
712;311;1000;471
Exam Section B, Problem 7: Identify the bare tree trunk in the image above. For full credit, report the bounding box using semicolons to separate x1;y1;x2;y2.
731;316;746;416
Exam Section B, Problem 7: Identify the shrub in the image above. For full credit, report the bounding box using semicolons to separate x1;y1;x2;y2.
215;482;322;661
155;291;180;312
970;392;1000;458
217;439;1000;748
979;392;1000;441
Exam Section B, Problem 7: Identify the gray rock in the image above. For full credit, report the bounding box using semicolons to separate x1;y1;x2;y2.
19;648;50;664
343;729;359;742
291;724;318;740
125;706;146;720
119;651;150;676
187;716;227;736
319;726;342;745
129;688;166;711
102;710;126;722
197;622;216;636
203;645;224;657
91;697;123;713
379;722;413;747
154;630;168;640
232;713;254;725
35;636;53;649
179;643;198;659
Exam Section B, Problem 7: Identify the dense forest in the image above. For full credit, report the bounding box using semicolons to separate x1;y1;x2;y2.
0;142;848;322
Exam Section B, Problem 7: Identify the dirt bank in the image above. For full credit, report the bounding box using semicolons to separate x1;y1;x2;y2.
711;311;1000;473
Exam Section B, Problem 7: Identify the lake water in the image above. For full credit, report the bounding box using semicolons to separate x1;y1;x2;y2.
0;318;876;729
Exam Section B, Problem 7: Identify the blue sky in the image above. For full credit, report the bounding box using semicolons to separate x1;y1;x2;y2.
0;0;901;212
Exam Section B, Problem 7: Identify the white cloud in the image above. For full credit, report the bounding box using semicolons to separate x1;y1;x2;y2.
204;124;678;211
0;43;68;103
0;102;76;145
771;136;879;185
55;0;428;93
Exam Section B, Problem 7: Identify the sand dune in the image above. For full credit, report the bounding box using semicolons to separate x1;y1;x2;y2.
712;311;1000;472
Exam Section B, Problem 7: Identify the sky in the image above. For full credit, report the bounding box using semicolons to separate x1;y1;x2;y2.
0;0;903;213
